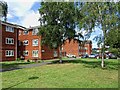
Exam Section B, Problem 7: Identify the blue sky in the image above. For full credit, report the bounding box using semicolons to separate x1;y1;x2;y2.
4;0;101;48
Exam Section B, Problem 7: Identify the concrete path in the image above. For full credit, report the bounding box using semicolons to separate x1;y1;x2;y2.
0;61;53;72
0;58;76;72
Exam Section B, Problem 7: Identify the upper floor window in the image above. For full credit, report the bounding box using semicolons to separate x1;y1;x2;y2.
23;50;29;56
23;40;29;45
23;30;29;35
6;26;14;33
6;38;14;44
32;28;39;35
5;50;14;56
32;39;38;46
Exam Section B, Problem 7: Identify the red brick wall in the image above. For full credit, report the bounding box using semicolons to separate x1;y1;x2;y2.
85;44;92;55
41;45;59;60
18;29;59;60
2;24;18;61
79;43;92;56
0;22;2;61
18;29;41;60
62;39;79;57
62;39;92;57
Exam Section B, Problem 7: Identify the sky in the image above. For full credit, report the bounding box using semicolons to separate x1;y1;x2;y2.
3;0;102;48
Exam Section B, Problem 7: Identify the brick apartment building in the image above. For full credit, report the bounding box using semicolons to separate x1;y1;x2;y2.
62;39;92;57
18;26;59;60
1;21;59;61
1;21;92;61
0;21;19;61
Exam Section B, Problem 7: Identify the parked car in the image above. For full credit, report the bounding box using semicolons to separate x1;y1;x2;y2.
96;54;107;59
66;54;76;58
96;53;117;59
81;54;89;58
89;54;97;58
108;53;117;59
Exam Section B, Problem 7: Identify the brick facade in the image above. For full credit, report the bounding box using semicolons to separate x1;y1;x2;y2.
62;39;92;57
1;22;18;61
1;21;92;61
18;27;59;60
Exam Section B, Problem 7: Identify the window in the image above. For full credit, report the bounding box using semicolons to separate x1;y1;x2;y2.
23;51;29;56
32;50;38;57
23;40;29;45
6;38;14;44
53;51;58;57
32;28;38;35
6;50;14;56
6;26;14;32
85;47;88;50
32;39;38;46
23;30;29;35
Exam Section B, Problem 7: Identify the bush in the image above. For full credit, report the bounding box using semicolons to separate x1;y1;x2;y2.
16;58;21;61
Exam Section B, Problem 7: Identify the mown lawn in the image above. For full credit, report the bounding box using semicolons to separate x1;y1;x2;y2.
1;58;119;89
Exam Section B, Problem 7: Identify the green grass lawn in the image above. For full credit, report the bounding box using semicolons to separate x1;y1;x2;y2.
1;58;119;89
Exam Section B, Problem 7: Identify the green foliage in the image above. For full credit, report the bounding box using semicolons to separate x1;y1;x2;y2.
16;58;21;61
78;2;119;46
38;2;80;49
0;1;8;21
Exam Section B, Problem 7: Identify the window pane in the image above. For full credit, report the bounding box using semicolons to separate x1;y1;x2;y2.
32;50;38;57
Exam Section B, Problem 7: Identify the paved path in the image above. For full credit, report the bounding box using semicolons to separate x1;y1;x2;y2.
0;61;53;72
0;58;76;72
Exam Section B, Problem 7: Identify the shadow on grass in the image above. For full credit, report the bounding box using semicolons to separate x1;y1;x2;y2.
2;76;39;90
51;59;118;70
1;62;34;72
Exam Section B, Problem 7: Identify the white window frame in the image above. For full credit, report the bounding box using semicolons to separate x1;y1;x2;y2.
32;50;38;57
5;50;14;57
23;40;29;45
6;26;14;33
53;51;58;57
23;50;29;56
32;28;38;35
32;39;38;46
6;38;14;45
23;30;29;35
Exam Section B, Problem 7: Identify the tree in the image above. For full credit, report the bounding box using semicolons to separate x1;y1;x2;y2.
38;2;81;62
77;2;119;68
106;27;120;57
0;1;8;21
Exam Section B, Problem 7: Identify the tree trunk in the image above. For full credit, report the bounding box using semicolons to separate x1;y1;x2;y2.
101;35;105;68
101;52;104;68
59;45;62;63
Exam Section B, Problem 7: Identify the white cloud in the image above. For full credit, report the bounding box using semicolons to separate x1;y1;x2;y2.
4;0;41;27
21;10;40;28
5;0;39;17
7;13;13;19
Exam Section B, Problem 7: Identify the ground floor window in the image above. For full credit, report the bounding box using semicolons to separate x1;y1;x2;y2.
5;50;14;56
54;51;58;57
32;50;38;57
23;51;29;56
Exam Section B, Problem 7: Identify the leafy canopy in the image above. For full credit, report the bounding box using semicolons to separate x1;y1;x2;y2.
38;2;78;49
